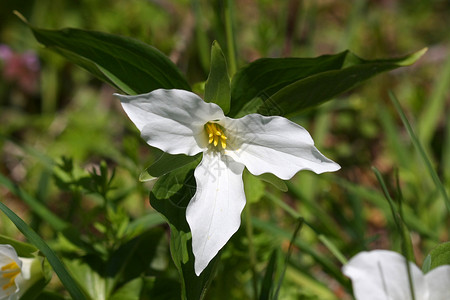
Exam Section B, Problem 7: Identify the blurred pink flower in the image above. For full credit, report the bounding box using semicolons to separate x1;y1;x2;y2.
0;44;40;95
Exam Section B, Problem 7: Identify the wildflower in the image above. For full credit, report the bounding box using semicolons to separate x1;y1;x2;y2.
0;44;40;95
0;244;40;300
342;250;450;300
116;89;340;275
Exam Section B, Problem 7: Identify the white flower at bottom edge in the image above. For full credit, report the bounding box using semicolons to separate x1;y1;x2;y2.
0;244;40;300
115;89;340;275
342;250;450;300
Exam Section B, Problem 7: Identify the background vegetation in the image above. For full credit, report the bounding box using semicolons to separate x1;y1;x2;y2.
1;0;449;299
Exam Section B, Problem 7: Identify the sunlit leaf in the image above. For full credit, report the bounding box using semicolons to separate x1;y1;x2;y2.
204;41;231;114
422;242;450;273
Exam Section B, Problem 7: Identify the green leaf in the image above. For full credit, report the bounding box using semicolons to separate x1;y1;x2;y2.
0;234;37;258
0;201;88;300
20;16;190;94
243;170;265;204
110;278;143;300
64;256;111;300
256;173;288;192
258;49;426;116
259;249;278;300
230;51;349;116
139;153;200;182
204;41;231;114
149;158;218;300
35;291;67;300
229;48;426;117
422;242;450;273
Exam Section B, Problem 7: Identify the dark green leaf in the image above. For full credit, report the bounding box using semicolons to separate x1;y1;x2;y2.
0;202;88;300
258;49;426;116
204;41;231;114
23;20;190;94
149;157;218;299
35;291;67;300
422;242;450;273
149;157;201;232
230;48;426;117
230;51;350;116
259;249;278;300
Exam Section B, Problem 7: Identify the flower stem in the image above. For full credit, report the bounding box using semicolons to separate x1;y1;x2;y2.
244;204;259;299
224;0;237;76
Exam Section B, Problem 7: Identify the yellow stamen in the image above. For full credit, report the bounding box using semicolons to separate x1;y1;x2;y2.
1;262;18;271
205;122;227;150
1;261;20;291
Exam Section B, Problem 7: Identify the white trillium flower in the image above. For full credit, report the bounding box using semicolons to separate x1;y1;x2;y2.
0;244;39;300
342;250;450;300
115;89;340;275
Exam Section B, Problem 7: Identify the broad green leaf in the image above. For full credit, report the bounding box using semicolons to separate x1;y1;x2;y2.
204;41;231;114
139;153;200;182
258;48;427;116
230;51;349;116
125;212;165;237
422;242;450;273
64;257;111;300
229;48;426;117
150;158;218;300
0;234;37;258
20;15;190;94
0;202;88;300
110;278;143;300
243;170;265;204
108;228;165;282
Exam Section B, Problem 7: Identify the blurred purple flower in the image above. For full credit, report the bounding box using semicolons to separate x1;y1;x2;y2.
0;44;40;95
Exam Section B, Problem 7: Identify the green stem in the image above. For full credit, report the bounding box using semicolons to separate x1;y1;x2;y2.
224;0;237;76
244;204;258;300
389;91;450;214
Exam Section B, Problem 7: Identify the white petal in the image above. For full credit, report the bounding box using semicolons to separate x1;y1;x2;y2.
0;245;22;298
425;265;450;300
342;250;426;300
186;151;246;275
222;114;340;180
115;89;225;156
0;245;21;267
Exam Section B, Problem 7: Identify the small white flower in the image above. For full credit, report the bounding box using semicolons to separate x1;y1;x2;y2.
115;89;340;275
0;244;38;300
342;250;450;300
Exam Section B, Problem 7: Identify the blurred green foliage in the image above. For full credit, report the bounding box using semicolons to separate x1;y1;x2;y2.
1;0;449;299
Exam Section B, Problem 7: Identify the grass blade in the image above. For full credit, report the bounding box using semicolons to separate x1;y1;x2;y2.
389;91;450;213
0;202;88;300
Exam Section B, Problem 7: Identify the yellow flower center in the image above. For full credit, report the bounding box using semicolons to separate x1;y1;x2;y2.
1;261;20;291
205;122;227;150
